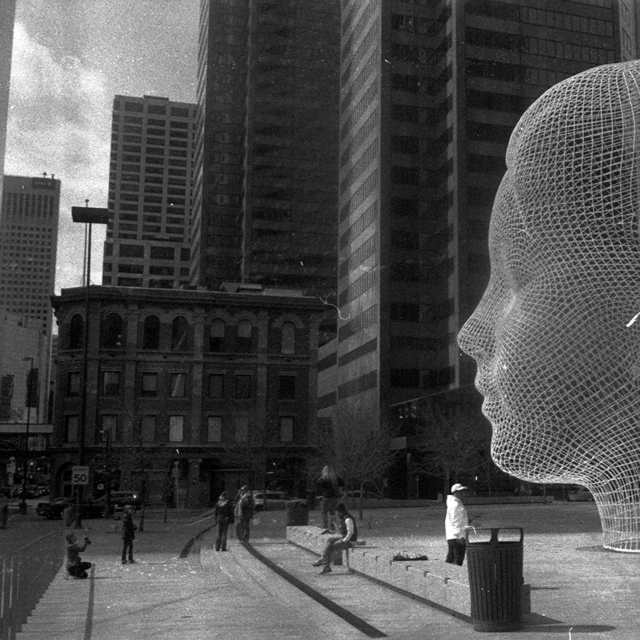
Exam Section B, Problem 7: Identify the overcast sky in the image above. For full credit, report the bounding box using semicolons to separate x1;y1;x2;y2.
4;0;199;292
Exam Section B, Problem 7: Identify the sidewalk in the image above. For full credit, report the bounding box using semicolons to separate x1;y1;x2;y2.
14;513;366;640
11;503;640;639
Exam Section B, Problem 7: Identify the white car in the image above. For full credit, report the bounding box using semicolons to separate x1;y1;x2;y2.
251;490;287;511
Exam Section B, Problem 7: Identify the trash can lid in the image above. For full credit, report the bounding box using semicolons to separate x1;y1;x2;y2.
466;527;523;545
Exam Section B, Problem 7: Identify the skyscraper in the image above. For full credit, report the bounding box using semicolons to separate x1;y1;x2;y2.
0;0;17;202
192;0;340;298
332;0;635;433
0;175;60;333
102;95;196;289
0;175;60;421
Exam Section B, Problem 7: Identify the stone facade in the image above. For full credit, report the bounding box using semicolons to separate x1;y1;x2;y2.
51;284;325;507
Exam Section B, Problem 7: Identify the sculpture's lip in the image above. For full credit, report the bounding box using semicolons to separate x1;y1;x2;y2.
474;370;494;398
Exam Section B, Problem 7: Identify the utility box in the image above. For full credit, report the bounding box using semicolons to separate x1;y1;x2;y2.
285;500;309;526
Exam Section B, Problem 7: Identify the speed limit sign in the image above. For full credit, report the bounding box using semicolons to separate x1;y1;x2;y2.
71;465;90;485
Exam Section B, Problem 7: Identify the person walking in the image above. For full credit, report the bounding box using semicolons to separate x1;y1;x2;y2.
445;483;471;565
312;503;357;574
214;491;234;551
316;465;343;530
234;485;254;542
121;505;137;564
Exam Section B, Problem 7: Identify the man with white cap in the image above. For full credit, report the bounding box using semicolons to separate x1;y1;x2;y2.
445;483;471;565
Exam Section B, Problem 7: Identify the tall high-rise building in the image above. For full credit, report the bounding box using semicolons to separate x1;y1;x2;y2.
331;0;635;433
102;95;196;289
0;175;60;421
192;0;340;298
0;0;17;202
0;175;60;332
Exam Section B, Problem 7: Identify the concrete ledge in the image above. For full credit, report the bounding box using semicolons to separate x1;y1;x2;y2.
286;525;531;621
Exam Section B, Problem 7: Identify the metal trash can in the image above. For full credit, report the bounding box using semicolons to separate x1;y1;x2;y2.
285;499;309;526
466;527;524;632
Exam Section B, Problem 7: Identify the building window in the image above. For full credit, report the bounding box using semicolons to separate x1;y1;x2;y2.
142;315;160;349
236;320;253;352
101;313;124;348
65;415;79;443
68;314;84;349
169;415;184;442
67;372;81;396
234;375;252;399
141;415;156;443
207;416;222;442
278;375;296;400
141;372;158;396
281;322;295;354
169;373;186;397
208;319;225;351
101;371;121;396
101;414;118;443
208;374;224;398
171;316;189;350
280;416;294;442
234;416;248;442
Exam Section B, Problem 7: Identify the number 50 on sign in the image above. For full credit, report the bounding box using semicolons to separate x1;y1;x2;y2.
71;465;90;485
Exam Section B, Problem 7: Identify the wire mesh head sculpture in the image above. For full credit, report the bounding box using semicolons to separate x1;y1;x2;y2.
458;61;640;553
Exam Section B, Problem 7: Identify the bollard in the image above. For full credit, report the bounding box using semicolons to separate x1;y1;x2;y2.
466;527;524;632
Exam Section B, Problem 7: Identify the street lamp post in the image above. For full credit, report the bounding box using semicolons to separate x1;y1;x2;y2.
19;356;36;515
71;203;109;527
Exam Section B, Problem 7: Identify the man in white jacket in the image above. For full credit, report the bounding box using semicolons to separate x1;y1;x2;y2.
445;483;471;565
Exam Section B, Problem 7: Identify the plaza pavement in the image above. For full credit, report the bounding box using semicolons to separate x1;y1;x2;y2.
8;501;640;639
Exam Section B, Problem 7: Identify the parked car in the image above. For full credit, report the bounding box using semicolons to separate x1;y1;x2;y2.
36;496;106;519
251;490;287;511
108;490;142;512
11;485;49;499
567;487;594;502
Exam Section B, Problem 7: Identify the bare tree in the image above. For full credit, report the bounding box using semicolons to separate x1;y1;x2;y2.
222;421;271;492
316;401;397;519
412;396;490;500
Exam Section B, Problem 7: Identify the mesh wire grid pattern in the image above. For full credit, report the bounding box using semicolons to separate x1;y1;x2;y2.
458;61;640;553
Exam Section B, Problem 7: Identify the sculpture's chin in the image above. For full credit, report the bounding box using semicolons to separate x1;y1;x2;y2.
488;420;576;485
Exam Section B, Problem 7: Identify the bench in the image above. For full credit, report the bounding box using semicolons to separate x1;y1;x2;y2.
286;525;530;621
333;539;366;568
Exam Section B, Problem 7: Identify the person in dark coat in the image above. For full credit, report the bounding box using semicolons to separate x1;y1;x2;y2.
316;465;344;530
121;505;137;564
214;491;234;551
66;532;92;578
234;485;254;542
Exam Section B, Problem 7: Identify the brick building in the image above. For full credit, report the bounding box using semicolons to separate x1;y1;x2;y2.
51;284;325;507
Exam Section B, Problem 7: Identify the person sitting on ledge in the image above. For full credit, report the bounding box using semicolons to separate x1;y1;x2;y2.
312;503;357;574
66;532;92;579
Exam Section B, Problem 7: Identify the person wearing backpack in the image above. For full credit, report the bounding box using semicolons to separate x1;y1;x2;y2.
312;503;357;574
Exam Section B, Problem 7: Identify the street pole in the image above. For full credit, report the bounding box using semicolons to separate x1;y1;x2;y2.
19;357;35;515
71;203;109;528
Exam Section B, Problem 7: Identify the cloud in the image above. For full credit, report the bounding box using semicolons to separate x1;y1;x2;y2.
5;22;110;292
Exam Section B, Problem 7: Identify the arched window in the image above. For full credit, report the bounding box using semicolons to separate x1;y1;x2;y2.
208;319;225;352
142;315;160;349
236;320;253;352
101;313;124;348
281;322;295;354
68;314;84;349
171;316;189;350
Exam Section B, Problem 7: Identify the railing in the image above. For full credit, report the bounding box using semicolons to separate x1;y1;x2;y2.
1;531;62;640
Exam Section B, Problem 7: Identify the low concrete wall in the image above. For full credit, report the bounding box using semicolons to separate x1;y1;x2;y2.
286;525;531;621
